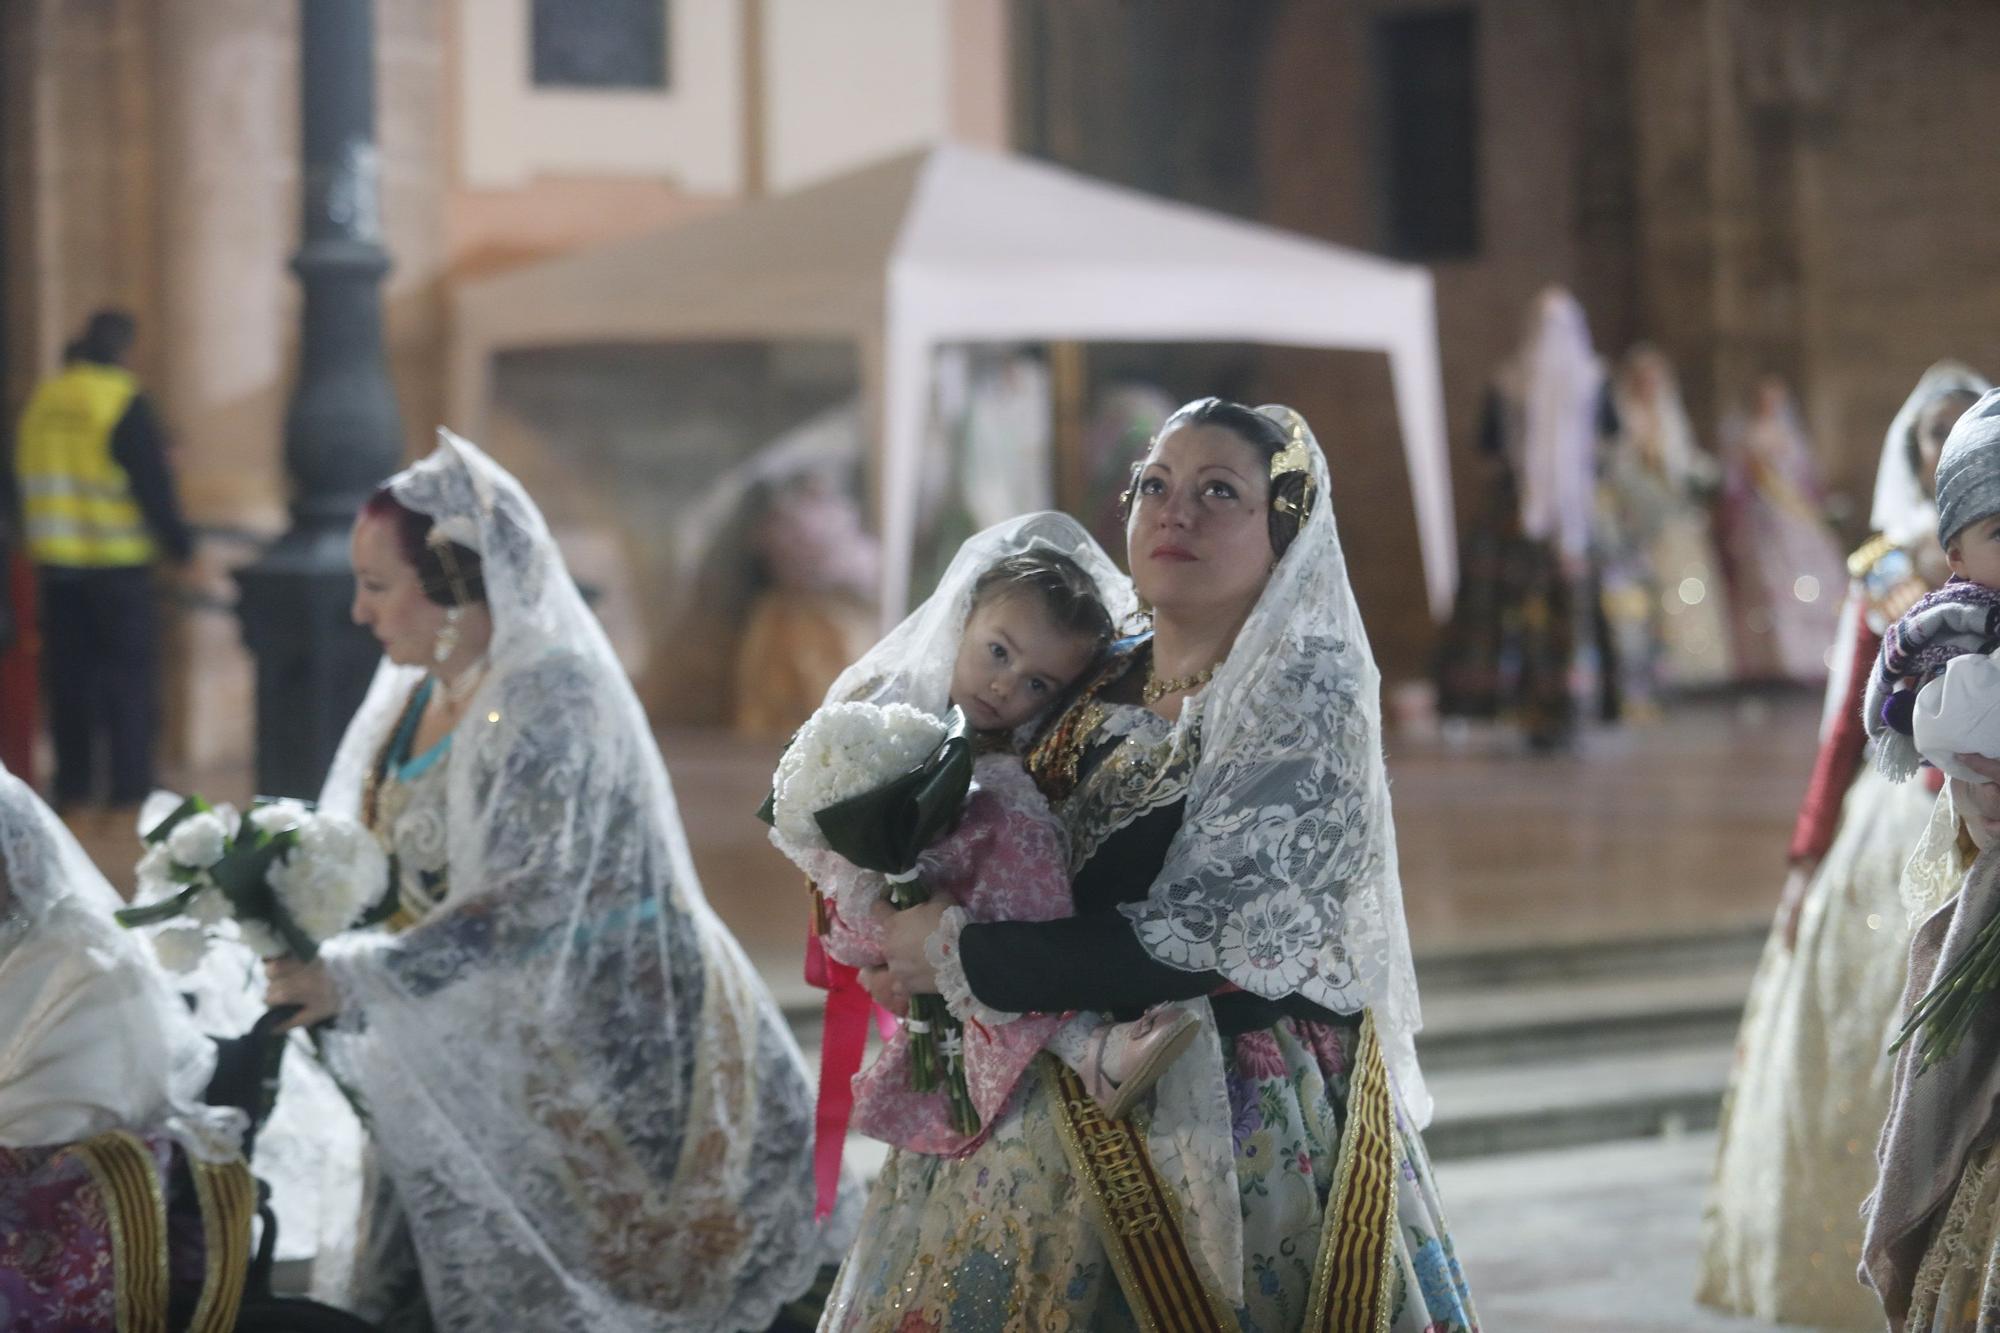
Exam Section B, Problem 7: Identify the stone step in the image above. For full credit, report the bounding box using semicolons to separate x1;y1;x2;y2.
1414;956;1753;1070
1423;1038;1732;1161
1414;926;1767;992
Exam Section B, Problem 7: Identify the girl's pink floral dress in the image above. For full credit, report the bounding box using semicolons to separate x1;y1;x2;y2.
818;752;1074;1155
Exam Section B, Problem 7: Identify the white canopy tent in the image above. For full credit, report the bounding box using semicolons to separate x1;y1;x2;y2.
449;143;1456;619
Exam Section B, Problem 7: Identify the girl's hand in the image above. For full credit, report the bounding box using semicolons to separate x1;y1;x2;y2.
858;965;908;1017
264;956;340;1032
871;896;952;999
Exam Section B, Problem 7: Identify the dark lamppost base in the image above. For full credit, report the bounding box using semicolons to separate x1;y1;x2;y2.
236;529;381;798
236;0;402;797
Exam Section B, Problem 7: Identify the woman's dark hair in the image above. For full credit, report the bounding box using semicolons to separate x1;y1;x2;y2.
1121;397;1316;557
971;550;1114;653
361;488;487;607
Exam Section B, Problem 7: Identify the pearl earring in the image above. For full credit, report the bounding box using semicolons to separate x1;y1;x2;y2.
433;606;463;666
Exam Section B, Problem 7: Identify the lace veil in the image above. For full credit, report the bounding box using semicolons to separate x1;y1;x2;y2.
1501;287;1604;562
317;431;842;1330
1120;405;1431;1125
0;762;244;1160
821;510;1138;717
1873;361;1992;549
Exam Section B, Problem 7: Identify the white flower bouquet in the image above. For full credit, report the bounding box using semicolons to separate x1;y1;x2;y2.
118;791;393;971
762;701;980;1132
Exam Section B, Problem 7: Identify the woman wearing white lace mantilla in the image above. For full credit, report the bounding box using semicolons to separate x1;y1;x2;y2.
831;399;1477;1331
0;761;253;1327
264;432;849;1331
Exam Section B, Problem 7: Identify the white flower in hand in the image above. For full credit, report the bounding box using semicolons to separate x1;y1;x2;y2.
136;791;184;840
248;800;312;837
236;918;289;960
134;845;179;901
151;926;209;974
268;816;390;942
166;812;230;869
186;887;231;927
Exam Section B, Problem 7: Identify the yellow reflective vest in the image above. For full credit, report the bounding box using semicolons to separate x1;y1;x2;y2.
14;363;153;568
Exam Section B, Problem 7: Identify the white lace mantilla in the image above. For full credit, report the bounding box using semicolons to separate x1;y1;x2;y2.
315;432;848;1331
1117;406;1430;1126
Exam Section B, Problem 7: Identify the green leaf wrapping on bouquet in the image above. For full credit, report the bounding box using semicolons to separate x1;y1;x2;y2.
114;881;206;928
810;708;975;877
209;830;322;962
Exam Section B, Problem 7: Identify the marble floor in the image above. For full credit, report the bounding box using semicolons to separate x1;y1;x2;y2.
1437;1132;1812;1332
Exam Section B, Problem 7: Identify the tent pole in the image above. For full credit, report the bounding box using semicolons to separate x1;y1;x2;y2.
1048;341;1089;518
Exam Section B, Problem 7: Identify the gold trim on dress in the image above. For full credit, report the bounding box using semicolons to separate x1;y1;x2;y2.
1848;532;1898;581
72;1130;171;1333
1304;1012;1398;1333
186;1156;257;1333
1047;1058;1240;1333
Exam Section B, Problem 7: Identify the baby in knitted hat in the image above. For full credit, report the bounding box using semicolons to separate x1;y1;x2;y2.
1866;387;2000;782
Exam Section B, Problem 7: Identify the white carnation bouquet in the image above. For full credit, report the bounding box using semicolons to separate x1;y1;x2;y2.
762;700;979;1132
768;702;951;849
119;791;393;972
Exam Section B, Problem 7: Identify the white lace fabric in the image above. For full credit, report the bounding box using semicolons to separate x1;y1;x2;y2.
1119;404;1432;1126
316;431;846;1331
817;510;1140;720
0;763;245;1162
1873;362;1992;549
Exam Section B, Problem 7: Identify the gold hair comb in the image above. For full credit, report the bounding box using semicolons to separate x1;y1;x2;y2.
1268;412;1312;481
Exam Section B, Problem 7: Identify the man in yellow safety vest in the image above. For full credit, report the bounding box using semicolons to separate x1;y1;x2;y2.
8;310;191;812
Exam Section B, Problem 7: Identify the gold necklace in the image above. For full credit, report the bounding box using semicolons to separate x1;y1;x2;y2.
1142;663;1217;705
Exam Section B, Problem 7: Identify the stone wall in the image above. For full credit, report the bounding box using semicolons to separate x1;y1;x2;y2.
1017;0;2000;680
2;0;448;775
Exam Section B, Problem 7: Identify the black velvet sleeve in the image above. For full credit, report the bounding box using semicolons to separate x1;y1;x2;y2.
959;911;1219;1014
957;911;1350;1033
109;395;193;563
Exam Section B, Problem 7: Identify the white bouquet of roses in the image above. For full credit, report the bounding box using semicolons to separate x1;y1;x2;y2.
119;791;392;972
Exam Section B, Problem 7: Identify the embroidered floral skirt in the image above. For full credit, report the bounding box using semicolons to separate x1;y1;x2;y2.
820;1017;1478;1333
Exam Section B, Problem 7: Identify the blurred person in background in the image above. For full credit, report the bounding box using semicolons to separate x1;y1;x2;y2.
1595;344;1733;716
1437;286;1607;751
10;309;191;816
1716;376;1848;686
1699;362;1986;1328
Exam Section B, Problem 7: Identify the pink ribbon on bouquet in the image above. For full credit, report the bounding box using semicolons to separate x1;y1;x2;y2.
803;931;894;1220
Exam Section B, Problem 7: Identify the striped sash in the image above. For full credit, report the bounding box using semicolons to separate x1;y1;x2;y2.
1050;1012;1400;1333
73;1131;170;1333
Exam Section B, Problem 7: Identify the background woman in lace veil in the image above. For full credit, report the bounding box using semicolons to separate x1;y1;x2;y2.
264;431;849;1331
0;759;254;1326
1698;362;1986;1329
830;399;1478;1331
